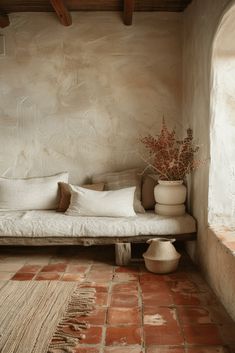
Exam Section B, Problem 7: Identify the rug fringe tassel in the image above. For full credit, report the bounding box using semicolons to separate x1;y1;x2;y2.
47;286;96;353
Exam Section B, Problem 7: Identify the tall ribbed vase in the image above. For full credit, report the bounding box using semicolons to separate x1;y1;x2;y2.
154;180;186;216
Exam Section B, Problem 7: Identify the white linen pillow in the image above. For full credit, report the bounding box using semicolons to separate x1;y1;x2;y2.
92;168;145;214
0;172;68;210
66;185;136;217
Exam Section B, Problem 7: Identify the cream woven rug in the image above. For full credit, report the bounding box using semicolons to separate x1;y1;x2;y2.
0;280;96;353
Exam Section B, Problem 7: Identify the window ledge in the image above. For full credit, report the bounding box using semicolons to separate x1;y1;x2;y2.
209;225;235;256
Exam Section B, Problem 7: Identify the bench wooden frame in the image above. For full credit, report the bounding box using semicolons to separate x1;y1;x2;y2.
0;232;196;265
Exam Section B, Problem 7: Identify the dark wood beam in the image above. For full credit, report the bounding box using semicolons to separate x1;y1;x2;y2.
50;0;72;26
123;0;134;26
0;14;9;28
0;1;193;13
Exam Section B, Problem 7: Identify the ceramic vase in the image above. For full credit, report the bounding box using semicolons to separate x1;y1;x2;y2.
143;238;181;274
154;180;186;216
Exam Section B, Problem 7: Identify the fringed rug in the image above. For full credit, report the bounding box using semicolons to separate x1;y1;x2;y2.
0;280;96;353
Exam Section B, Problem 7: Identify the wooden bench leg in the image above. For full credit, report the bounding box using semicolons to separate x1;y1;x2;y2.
115;243;131;266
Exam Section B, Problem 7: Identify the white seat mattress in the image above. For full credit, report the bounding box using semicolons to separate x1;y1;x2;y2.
0;210;196;238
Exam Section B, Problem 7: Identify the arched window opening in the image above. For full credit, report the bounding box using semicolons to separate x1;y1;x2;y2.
209;5;235;227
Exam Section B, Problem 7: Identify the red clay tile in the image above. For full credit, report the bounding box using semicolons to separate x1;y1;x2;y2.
208;305;235;325
142;291;173;306
1;246;235;351
74;347;100;353
113;273;138;282
77;308;106;325
186;347;230;353
69;258;93;265
140;282;170;293
104;347;142;353
80;282;109;293
188;272;213;292
96;292;109;306
146;346;185;353
183;324;223;345
18;265;41;273
62;273;84;282
177;306;213;325
115;266;139;274
81;327;103;344
11;272;35;281
91;264;113;271
41;263;67;273
139;264;149;273
219;324;235;345
144;307;183;345
140;273;166;284
144;307;179;326
87;272;113;282
90;268;113;275
198;292;219;306
110;292;139;308
172;291;201;305
107;307;141;325
168;280;199;293
164;272;189;282
112;282;138;293
66;264;89;273
144;325;184;345
106;326;142;346
35;272;61;280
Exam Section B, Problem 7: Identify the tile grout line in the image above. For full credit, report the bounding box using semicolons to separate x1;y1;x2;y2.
99;264;114;353
138;270;146;353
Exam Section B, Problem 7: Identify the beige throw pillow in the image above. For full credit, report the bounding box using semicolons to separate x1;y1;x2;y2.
92;168;145;213
57;182;105;212
141;174;158;210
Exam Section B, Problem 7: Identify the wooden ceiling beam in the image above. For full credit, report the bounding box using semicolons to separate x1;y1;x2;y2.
0;14;10;28
0;0;193;13
50;0;72;26
123;0;134;25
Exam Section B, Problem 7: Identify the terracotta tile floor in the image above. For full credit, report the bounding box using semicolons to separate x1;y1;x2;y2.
0;244;234;353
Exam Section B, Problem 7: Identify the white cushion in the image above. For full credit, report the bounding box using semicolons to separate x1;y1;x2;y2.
0;210;197;239
92;168;145;214
66;185;136;217
0;172;68;210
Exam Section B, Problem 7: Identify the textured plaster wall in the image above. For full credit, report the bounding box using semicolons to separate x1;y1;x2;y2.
0;12;182;183
209;6;235;225
183;0;235;320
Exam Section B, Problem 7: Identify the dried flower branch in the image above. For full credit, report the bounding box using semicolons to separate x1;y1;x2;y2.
140;118;202;181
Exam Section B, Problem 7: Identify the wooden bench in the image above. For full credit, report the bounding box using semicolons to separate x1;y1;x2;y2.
0;210;197;265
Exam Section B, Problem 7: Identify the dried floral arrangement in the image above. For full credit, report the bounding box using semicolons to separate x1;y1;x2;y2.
140;118;202;181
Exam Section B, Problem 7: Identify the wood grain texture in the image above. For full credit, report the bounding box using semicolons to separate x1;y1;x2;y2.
0;233;197;246
0;0;192;13
0;14;9;28
123;0;134;25
50;0;72;26
115;242;131;265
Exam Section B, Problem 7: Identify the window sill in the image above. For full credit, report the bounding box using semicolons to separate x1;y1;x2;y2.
209;225;235;256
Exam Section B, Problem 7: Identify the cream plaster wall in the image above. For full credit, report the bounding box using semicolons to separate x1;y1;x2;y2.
0;12;182;183
183;0;235;321
209;5;235;226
